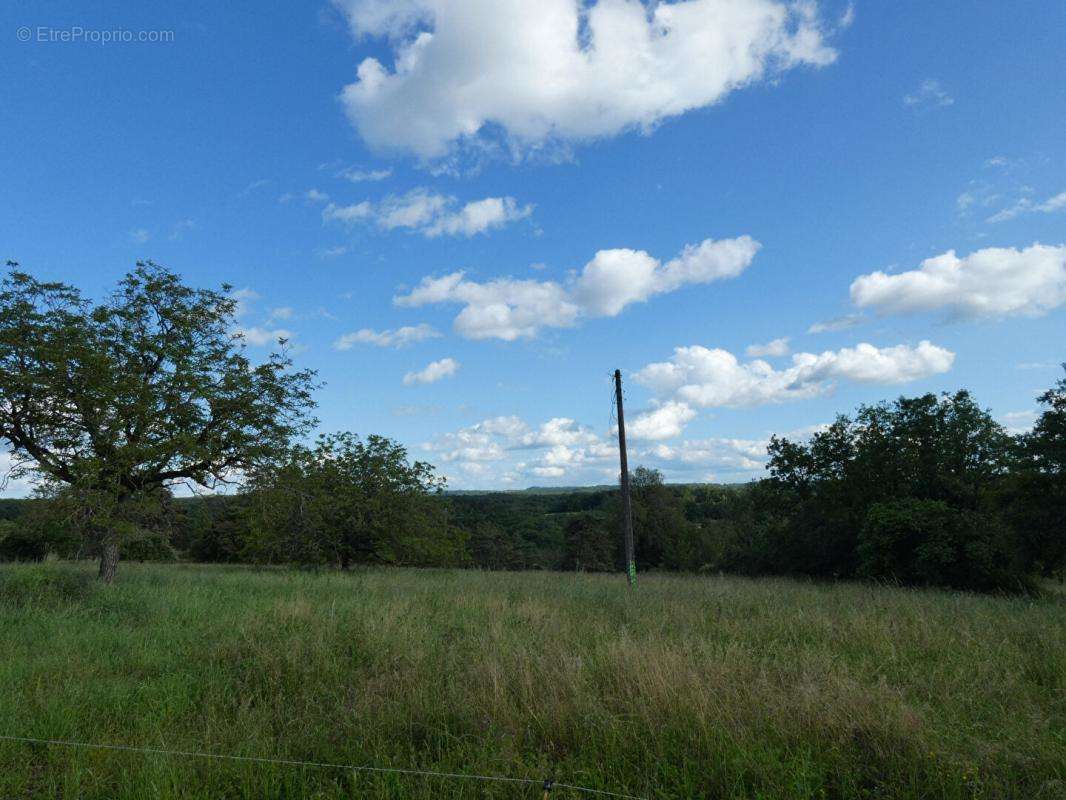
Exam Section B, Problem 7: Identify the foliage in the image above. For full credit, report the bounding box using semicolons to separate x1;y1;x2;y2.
858;498;1030;591
0;519;44;562
998;365;1066;579
0;262;318;580
765;391;1029;590
245;432;464;568
560;512;614;571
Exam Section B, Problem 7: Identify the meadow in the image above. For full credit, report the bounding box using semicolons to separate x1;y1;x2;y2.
0;562;1063;799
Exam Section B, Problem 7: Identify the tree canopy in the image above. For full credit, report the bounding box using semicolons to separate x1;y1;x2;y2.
0;262;318;580
245;432;464;569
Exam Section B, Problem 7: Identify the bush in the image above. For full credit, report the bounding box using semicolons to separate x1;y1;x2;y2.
0;519;47;562
858;499;1031;592
122;530;178;562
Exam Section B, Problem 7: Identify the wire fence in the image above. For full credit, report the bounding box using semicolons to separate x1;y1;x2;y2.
0;734;648;799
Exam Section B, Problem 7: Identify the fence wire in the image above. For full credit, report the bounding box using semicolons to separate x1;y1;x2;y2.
0;734;648;799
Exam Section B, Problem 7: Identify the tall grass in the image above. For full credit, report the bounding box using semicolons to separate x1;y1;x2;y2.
0;562;1063;799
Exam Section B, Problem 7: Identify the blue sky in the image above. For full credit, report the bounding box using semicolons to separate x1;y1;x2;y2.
2;0;1064;492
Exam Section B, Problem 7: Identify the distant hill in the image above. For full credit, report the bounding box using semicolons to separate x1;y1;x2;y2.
446;481;750;496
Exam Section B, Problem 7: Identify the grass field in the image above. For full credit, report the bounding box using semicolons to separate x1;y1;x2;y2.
0;563;1063;799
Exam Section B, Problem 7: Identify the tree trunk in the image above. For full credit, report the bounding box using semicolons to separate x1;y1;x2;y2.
98;538;120;584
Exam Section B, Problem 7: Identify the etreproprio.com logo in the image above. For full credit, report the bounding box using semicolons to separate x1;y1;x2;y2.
17;26;175;44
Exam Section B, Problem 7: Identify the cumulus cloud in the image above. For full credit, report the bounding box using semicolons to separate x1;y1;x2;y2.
333;0;838;159
987;190;1066;224
334;323;441;350
323;188;532;237
745;337;790;357
395;235;759;340
421;414;614;485
625;401;697;440
642;437;767;472
903;79;953;108
635;341;955;408
418;410;833;488
403;357;460;385
850;243;1066;319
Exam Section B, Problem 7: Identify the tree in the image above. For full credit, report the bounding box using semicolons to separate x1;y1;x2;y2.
1000;365;1066;578
605;467;697;571
0;262;318;581
561;513;614;571
246;432;463;569
858;498;1027;592
766;391;1022;589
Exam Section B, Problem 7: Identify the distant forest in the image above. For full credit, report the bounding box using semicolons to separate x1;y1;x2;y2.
3;372;1065;594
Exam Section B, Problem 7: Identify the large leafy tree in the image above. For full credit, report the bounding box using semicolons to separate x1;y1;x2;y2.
0;262;318;581
245;432;462;568
765;391;1025;589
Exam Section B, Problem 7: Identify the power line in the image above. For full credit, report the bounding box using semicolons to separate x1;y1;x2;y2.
0;734;648;799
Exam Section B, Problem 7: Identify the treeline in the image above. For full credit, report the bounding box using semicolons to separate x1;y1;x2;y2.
3;370;1064;593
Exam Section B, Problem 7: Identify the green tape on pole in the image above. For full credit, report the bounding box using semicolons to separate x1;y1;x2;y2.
628;561;637;586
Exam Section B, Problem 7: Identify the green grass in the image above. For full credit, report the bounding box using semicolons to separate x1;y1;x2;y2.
0;562;1063;799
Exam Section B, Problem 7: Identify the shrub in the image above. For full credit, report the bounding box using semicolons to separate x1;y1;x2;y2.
0;519;47;562
858;498;1031;592
122;530;178;562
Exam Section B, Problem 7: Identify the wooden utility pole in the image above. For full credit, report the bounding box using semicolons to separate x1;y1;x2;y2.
614;369;636;588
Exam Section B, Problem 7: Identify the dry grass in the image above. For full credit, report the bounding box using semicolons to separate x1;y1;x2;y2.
0;562;1063;799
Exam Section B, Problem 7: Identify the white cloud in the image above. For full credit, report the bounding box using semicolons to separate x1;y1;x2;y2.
418;409;837;488
642;437;767;472
421;413;614;486
238;179;270;197
807;313;863;333
635;341;955;408
333;0;837;159
0;451;39;499
130;228;150;243
234;326;294;347
403;357;460;385
903;79;953;108
317;245;349;258
229;289;297;347
626;401;696;440
850;243;1066;319
426;196;533;237
1000;409;1037;434
230;287;260;318
987;190;1066;224
322;201;373;224
306;188;331;203
323;188;532;237
169;219;196;241
339;166;393;182
745;337;790;357
334;323;441;349
395;235;759;340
